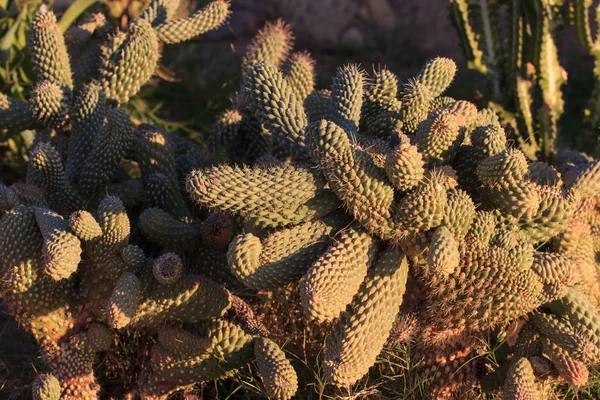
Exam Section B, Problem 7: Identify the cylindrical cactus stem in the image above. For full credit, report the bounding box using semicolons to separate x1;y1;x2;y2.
29;81;72;131
241;19;293;73
365;100;402;137
283;51;316;101
27;9;73;88
29;142;82;217
34;207;82;281
227;215;347;291
200;212;234;250
32;374;61;400
230;295;270;336
0;93;36;130
304;89;332;123
194;248;245;290
186;163;329;229
527;162;561;187
154;0;230;44
385;135;425;192
491;180;542;220
106;179;145;209
243;62;308;156
415;109;463;165
532;312;588;361
143;172;190;219
96;195;131;252
357;135;393;168
139;207;200;253
140;320;254;398
0;205;75;343
442;189;476;237
99;18;159;104
513;322;543;359
429;95;456;111
547;286;600;364
255;338;299;400
569;159;600;199
134;124;179;184
139;0;182;26
442;99;478;126
543;337;589;387
46;324;113;400
115;175;148;200
156;326;213;358
471;123;507;158
530;253;574;304
9;183;47;208
465;210;498;245
429;233;544;331
398;79;433;133
503;358;542;400
301;224;379;323
106;271;141;329
81;197;131;310
306;119;396;240
65;13;111;86
66;81;106;185
131;275;231;326
0;183;20;212
120;244;147;269
520;189;579;244
69;210;103;242
395;171;448;233
361;67;399;128
322;246;409;386
477;148;529;186
417;57;457;98
330;64;364;135
207;108;243;155
78;108;133;200
426;226;460;282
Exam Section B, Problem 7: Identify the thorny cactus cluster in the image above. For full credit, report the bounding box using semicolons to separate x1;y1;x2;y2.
190;18;600;399
0;2;299;400
2;4;600;400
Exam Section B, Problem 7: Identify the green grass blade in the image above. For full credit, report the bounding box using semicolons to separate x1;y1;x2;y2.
58;0;97;33
0;6;25;63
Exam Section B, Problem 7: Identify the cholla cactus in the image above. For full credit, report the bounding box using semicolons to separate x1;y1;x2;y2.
5;5;600;399
207;19;317;163
1;0;230;123
255;337;298;400
185;50;600;399
32;374;61;400
0;2;302;399
503;357;542;399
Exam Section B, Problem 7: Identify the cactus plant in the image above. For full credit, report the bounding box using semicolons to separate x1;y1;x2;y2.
185;46;600;398
3;3;600;399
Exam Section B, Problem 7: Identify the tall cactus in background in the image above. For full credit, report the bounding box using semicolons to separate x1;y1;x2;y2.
573;0;600;150
449;0;570;160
